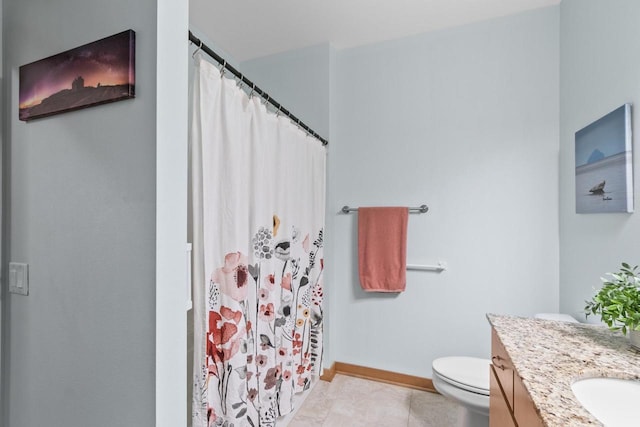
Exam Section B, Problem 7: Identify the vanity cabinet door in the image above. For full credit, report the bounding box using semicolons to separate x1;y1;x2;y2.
490;326;545;427
514;372;544;427
491;328;514;410
490;365;517;427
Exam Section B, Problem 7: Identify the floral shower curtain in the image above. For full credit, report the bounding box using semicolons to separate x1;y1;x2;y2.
191;56;326;427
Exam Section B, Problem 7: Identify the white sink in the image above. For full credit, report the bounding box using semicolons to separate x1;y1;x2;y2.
571;378;640;426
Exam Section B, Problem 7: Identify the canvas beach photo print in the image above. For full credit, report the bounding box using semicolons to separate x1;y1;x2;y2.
575;104;633;214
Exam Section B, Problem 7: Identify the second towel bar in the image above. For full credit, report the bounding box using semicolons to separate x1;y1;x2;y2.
406;262;447;272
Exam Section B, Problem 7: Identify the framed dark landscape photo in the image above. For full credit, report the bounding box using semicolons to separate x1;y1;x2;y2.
19;29;135;121
575;104;633;214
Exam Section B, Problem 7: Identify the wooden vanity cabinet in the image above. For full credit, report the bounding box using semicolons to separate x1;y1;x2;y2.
490;327;543;427
491;329;514;409
490;365;516;426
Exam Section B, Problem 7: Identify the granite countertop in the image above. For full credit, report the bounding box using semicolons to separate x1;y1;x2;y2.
487;313;640;426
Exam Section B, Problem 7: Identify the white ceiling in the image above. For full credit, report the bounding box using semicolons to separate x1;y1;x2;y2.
190;0;560;62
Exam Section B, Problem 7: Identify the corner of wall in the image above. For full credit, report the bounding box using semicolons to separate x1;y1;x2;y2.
156;0;189;426
558;0;640;318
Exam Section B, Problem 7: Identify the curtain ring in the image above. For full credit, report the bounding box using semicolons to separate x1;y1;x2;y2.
263;94;270;106
249;83;255;99
220;60;226;77
276;105;281;117
192;40;202;58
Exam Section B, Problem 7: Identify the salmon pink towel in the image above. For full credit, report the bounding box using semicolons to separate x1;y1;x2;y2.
358;207;409;292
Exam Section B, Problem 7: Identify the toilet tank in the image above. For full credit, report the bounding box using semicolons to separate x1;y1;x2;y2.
534;313;578;323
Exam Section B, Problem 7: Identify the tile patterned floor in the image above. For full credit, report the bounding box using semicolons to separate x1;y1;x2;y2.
287;374;463;427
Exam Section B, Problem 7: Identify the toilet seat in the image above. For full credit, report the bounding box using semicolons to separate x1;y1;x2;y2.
432;357;490;396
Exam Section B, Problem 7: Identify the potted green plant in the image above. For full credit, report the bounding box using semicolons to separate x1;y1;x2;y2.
585;263;640;349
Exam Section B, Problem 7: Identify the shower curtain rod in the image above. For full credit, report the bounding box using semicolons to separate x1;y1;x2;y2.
189;31;328;146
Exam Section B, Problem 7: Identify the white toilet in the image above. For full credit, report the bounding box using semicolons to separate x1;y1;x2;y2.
432;356;490;427
431;313;579;427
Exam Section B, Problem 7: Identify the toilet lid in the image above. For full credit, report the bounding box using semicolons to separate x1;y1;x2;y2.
432;357;490;395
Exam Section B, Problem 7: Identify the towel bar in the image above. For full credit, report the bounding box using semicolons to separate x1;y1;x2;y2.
406;261;447;272
341;205;428;214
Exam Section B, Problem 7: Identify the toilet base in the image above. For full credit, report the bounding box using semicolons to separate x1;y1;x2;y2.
457;406;489;427
432;369;489;427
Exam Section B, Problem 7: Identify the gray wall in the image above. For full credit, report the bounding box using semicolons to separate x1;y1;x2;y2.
2;0;157;425
237;6;560;378
332;6;559;377
559;0;640;318
241;44;331;139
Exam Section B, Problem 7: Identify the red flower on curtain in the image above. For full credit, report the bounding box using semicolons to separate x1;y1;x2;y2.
292;332;303;355
206;305;245;375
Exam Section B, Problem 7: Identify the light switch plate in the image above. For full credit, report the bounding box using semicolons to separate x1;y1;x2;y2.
9;262;29;295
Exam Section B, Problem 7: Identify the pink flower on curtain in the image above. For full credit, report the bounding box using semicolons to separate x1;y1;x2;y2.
281;273;292;291
256;354;268;368
220;306;242;323
258;288;270;300
259;303;275;322
207;407;217;425
212;252;249;301
264;365;281;389
302;234;310;253
266;274;276;290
